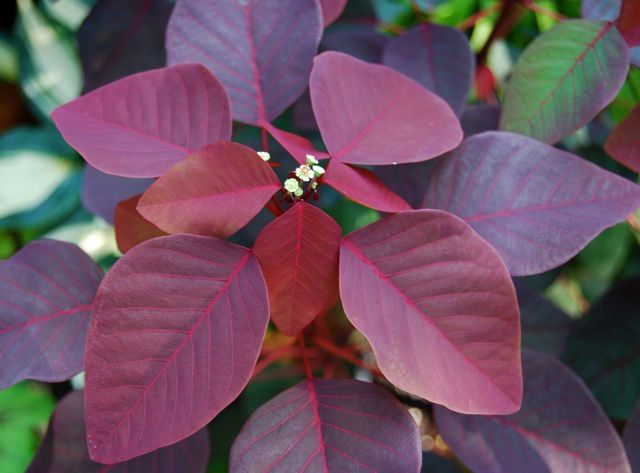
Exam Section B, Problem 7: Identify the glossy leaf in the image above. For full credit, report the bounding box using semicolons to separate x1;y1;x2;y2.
262;121;329;165
78;0;174;91
27;390;210;473
422;132;640;276
138;142;280;238
0;239;103;389
115;194;167;253
230;378;421;472
435;349;632;473
514;279;573;356
52;64;232;178
564;276;640;419
166;0;322;126
500;20;629;144
319;0;347;26
253;202;341;336
624;401;640;472
340;209;522;414
382;23;474;115
310;52;462;165
85;234;269;463
82;165;153;224
321;24;389;63
323;160;411;212
605;104;640;173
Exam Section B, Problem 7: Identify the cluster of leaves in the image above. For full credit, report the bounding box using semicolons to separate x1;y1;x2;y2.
1;0;640;472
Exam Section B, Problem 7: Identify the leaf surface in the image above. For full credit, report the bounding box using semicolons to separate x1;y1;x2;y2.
323;161;411;212
310;52;462;165
115;194;167;253
52;64;231;178
262;121;329;165
623;401;640;472
340;209;522;414
0;240;103;389
84;234;269;463
27;390;210;473
137;142;280;238
321;25;389;63
254;202;341;335
435;349;632;473
422;132;640;275
500;20;629;144
78;0;173;91
166;0;322;125
230;379;421;472
382;23;474;115
605;104;640;173
319;0;347;26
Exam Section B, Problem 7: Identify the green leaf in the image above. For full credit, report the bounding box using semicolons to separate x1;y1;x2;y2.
500;20;629;144
41;0;96;31
0;382;55;473
15;0;83;120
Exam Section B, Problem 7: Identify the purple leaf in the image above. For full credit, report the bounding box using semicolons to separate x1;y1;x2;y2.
253;202;341;336
27;390;210;473
229;378;421;472
84;234;269;463
435;349;632;473
582;0;621;22
461;104;501;137
514;279;573;356
0;240;103;389
321;24;390;63
339;209;522;414
166;0;322;126
375;160;439;209
319;0;347;26
311;52;462;166
500;20;629;144
82;165;153;224
605;104;640;173
382;23;474;115
262;121;329;165
624;401;640;472
52;64;232;178
78;0;173;92
422;132;640;276
323;160;411;212
137;142;281;238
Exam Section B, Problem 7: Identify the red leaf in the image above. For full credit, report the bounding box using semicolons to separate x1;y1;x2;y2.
435;349;632;473
619;0;640;46
166;0;322;126
382;23;475;115
423;131;640;275
84;234;269;463
229;379;421;472
0;240;103;389
323;160;411;212
319;0;347;26
253;202;341;336
137;142;281;238
27;390;210;473
261;121;329;165
310;52;462;165
114;194;167;253
340;210;522;414
605;104;640;173
52;64;231;178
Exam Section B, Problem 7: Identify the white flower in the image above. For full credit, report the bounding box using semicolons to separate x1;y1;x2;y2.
294;188;304;197
284;178;300;193
312;165;325;176
310;181;318;190
256;151;271;161
295;164;315;182
305;154;319;165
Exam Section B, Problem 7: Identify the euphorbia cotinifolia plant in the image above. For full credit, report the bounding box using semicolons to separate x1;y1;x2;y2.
3;0;640;471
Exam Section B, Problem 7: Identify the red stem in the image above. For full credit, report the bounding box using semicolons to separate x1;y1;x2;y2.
312;336;383;377
521;0;566;21
299;334;313;379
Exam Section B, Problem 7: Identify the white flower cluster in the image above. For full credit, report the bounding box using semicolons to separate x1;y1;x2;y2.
283;154;325;200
